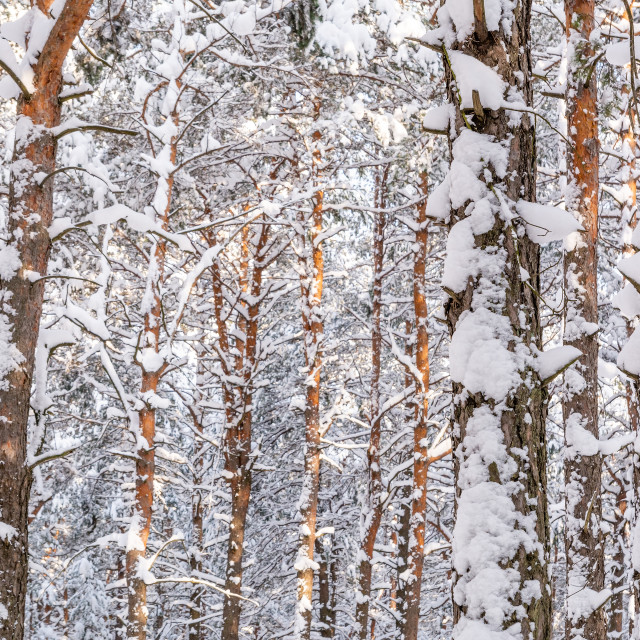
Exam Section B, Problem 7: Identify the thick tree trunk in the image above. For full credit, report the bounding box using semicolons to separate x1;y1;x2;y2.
563;0;603;636
442;0;551;637
399;174;430;640
0;3;93;637
354;166;387;639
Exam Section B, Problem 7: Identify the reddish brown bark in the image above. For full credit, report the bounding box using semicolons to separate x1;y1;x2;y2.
563;0;602;636
220;220;270;640
398;175;430;640
126;96;177;640
0;3;93;637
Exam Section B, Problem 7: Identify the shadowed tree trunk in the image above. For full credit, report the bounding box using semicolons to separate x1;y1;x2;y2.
618;96;640;639
393;320;413;639
220;220;270;640
189;350;206;640
606;463;627;638
316;536;336;638
441;0;552;637
354;165;388;639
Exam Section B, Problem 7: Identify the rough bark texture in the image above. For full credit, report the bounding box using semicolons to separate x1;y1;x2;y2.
444;0;551;637
563;0;603;635
354;166;387;639
0;3;93;637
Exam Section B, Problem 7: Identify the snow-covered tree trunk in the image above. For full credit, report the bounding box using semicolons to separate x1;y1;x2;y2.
126;167;173;640
221;220;269;640
0;2;93;636
189;349;206;640
393;321;413;638
126;47;181;639
354;166;387;639
399;173;431;640
610;101;637;640
316;537;336;638
563;0;604;635
607;467;627;638
434;0;552;636
294;118;325;640
617;95;640;638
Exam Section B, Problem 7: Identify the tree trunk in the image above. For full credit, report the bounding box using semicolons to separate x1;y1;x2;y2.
617;100;637;640
399;173;430;640
619;97;640;639
316;537;336;638
294;107;325;640
563;0;603;635
219;219;269;640
189;350;206;640
0;3;93;637
126;112;176;640
442;1;551;637
607;477;626;638
355;166;387;639
394;321;413;639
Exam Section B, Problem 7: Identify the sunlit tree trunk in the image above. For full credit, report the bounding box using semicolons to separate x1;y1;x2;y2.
126;103;177;640
563;0;603;636
399;174;431;640
295;105;325;639
0;3;93;637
